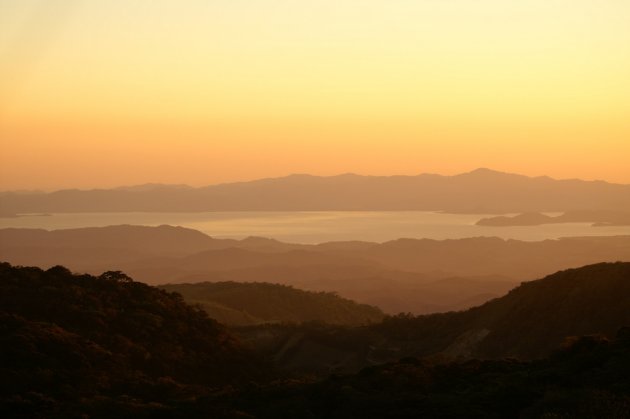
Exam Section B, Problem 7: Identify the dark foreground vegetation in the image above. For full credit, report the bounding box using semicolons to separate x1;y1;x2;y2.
1;262;629;418
0;263;266;418
218;331;630;418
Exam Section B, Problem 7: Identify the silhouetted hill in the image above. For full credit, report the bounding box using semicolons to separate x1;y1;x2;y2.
470;262;630;358
113;183;193;192
160;282;384;326
0;225;303;273
2;169;629;213
358;235;630;279
169;268;509;315
0;224;232;256
375;262;630;359
243;263;630;374
0;263;264;417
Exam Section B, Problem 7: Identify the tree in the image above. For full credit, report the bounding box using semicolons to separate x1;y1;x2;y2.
99;271;133;283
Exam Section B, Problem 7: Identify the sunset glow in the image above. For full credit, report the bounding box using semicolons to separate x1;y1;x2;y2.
1;0;629;189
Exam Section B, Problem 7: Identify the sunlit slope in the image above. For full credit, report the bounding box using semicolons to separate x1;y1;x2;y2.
160;281;384;326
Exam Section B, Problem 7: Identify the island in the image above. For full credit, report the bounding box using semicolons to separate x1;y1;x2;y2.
476;210;630;227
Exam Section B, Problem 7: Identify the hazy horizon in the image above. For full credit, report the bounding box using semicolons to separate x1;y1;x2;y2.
6;211;630;244
2;167;630;193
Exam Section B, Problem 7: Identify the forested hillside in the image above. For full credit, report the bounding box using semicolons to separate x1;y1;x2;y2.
161;281;384;326
0;263;264;418
216;329;630;418
2;262;629;418
239;262;630;374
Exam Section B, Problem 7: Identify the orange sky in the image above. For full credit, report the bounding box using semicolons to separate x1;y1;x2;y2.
1;0;629;190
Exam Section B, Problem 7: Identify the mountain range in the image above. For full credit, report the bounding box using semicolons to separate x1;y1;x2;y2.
2;225;629;314
2;168;629;214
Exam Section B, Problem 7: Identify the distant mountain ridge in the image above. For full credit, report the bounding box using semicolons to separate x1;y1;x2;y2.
2;225;629;315
2;168;629;213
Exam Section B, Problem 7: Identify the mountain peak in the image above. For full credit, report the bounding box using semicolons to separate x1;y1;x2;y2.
460;168;510;177
114;183;192;192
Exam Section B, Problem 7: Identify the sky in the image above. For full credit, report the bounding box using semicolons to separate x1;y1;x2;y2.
1;0;629;190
